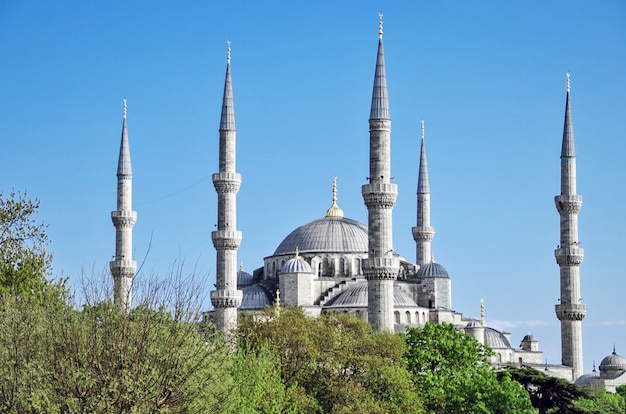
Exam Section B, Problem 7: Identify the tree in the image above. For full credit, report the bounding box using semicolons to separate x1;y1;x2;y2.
404;323;534;414
238;307;423;413
0;190;53;299
502;364;593;414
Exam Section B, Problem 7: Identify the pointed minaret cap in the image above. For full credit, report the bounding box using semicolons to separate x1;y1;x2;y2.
325;176;345;218
220;41;236;131
417;119;430;194
561;72;575;158
117;99;132;177
370;12;390;120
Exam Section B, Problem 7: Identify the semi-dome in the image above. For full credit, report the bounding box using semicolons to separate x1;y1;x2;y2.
240;285;272;310
323;282;419;308
415;262;449;278
484;327;512;349
575;369;600;387
273;216;368;256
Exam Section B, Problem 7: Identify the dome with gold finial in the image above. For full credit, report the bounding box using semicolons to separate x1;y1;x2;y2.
273;178;368;256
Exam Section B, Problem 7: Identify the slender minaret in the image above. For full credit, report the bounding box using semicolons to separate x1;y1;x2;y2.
554;72;585;380
110;99;137;313
362;13;399;332
412;120;435;266
210;41;243;335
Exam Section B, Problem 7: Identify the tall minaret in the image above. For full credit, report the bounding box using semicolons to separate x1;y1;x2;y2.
362;13;399;332
412;120;435;266
110;99;137;313
210;41;243;335
554;73;585;380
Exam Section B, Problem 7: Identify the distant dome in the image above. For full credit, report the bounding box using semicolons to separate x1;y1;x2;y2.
237;269;253;286
575;370;600;387
599;349;626;379
466;320;481;328
415;262;449;278
484;327;512;349
281;255;312;274
240;285;272;310
522;334;537;342
324;282;419;308
273;216;368;256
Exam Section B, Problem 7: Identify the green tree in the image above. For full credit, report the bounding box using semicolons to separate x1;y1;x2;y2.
502;364;592;414
404;323;534;414
0;191;53;299
238;307;423;413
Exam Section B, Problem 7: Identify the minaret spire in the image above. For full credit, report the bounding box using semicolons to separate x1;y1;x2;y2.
412;119;435;266
211;42;243;335
554;72;585;380
110;99;137;313
363;13;398;332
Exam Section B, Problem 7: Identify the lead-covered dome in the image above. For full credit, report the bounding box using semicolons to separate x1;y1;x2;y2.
273;216;368;256
323;282;419;308
281;254;312;274
599;348;626;379
415;262;449;278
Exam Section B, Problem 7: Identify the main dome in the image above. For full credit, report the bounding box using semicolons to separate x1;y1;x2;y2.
273;216;368;256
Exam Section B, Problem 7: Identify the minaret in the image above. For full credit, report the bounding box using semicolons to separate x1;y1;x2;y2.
362;13;399;332
412;120;435;266
110;99;137;313
554;72;585;380
210;41;243;335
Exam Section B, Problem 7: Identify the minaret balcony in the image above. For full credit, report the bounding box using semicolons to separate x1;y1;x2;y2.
211;230;242;250
362;183;398;208
412;226;435;242
212;172;241;193
109;259;137;277
555;303;586;321
555;194;582;214
111;210;137;227
554;247;584;266
363;257;399;280
210;289;243;308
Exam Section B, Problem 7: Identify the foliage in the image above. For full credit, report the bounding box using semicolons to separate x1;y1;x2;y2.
502;364;594;414
0;271;236;413
404;323;534;414
0;190;54;299
238;307;423;413
572;389;626;413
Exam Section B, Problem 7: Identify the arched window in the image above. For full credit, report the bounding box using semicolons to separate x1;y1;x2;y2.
415;311;420;323
338;258;345;275
394;311;400;324
405;311;411;323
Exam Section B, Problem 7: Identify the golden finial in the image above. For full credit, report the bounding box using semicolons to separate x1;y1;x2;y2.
480;298;485;327
275;289;281;313
421;119;425;141
227;40;231;63
239;261;243;272
325;176;344;218
295;246;299;258
566;72;571;93
431;253;435;263
378;12;383;38
123;99;127;119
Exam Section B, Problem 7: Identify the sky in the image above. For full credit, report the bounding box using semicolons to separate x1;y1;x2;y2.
1;1;625;373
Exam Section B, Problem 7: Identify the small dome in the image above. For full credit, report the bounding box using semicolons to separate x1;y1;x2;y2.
239;285;272;310
324;282;419;308
599;348;626;379
466;320;482;328
281;256;312;274
484;327;512;349
237;270;253;286
415;262;449;278
575;370;600;387
522;334;537;342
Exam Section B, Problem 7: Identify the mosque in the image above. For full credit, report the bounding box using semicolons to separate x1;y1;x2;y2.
108;16;624;389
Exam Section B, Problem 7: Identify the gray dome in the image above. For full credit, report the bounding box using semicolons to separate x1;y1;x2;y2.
575;370;600;387
237;269;253;286
484;327;512;349
415;262;449;278
281;256;312;274
465;320;481;328
324;282;419;308
240;285;272;310
273;216;368;256
599;349;626;378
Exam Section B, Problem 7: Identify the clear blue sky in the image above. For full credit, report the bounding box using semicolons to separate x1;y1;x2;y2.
1;1;624;372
